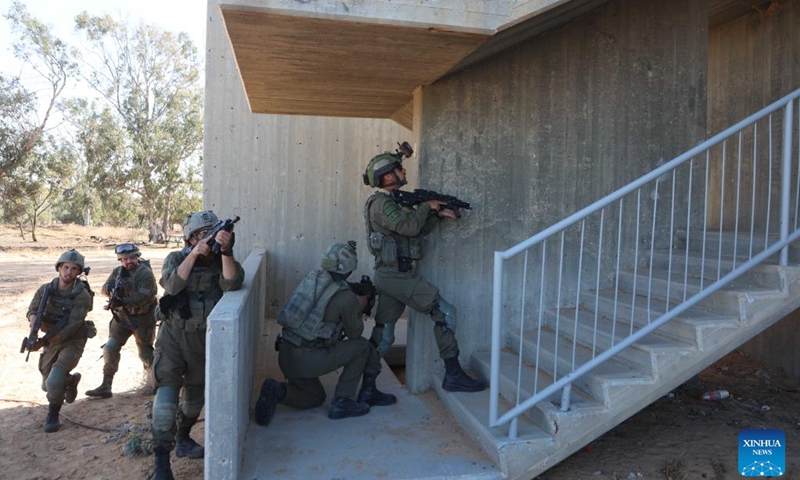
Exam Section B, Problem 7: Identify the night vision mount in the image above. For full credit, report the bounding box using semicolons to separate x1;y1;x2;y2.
392;141;414;160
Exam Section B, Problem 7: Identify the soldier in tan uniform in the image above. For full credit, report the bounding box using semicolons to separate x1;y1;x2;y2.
25;249;95;432
86;243;157;398
363;150;485;393
151;211;244;480
254;241;395;427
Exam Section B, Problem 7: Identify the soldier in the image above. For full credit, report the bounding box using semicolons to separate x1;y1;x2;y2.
362;149;486;393
25;249;95;432
151;211;244;480
85;243;158;399
254;241;395;427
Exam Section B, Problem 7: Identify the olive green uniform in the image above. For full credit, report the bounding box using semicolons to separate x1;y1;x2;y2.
279;288;377;408
100;263;158;375
150;250;244;449
366;192;459;360
26;278;92;404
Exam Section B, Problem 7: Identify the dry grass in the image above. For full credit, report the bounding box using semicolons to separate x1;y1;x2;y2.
661;459;688;480
0;223;149;252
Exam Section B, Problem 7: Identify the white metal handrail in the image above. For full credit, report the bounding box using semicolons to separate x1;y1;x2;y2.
489;88;800;435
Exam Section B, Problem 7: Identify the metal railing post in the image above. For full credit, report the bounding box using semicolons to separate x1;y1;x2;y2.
781;100;794;266
490;251;503;425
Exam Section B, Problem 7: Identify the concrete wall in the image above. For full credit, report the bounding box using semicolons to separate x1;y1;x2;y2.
204;0;409;319
408;0;708;384
708;0;800;377
205;249;266;480
707;0;800;230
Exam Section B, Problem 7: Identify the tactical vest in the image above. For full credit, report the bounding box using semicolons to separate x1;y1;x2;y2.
113;261;157;315
364;192;423;267
183;259;224;330
278;269;349;346
41;277;94;337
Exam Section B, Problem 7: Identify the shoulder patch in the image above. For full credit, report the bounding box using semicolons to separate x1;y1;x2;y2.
382;201;401;221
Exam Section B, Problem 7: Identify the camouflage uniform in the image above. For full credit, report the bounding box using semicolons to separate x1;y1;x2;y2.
365;191;459;360
99;262;158;375
27;278;92;405
361;150;484;393
150;250;244;451
255;242;394;427
279;285;377;408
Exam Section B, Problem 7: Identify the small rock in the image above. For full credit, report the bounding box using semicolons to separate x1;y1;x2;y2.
593;471;602;476
627;473;637;479
761;405;770;411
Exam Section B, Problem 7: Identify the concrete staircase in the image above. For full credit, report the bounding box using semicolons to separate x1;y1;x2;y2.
435;231;800;480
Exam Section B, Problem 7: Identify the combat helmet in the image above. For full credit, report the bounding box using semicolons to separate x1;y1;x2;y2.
363;153;407;189
55;249;85;271
320;241;358;275
114;243;141;260
183;210;219;241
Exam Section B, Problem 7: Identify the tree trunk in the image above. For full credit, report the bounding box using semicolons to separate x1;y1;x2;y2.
16;221;26;241
160;195;171;237
31;214;37;242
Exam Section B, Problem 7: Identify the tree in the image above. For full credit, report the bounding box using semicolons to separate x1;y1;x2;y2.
74;13;203;242
2;135;75;241
0;2;78;239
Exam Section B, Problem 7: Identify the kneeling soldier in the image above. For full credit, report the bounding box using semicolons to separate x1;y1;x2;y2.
255;241;395;427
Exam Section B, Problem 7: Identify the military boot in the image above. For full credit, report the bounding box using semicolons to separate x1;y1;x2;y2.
357;372;397;406
442;357;486;393
85;374;113;399
175;427;204;459
254;378;286;427
328;397;370;420
65;372;81;404
44;403;61;433
153;446;175;480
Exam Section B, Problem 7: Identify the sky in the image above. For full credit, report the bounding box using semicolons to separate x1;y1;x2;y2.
0;0;207;118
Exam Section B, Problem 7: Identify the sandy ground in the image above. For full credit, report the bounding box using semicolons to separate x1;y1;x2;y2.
0;224;203;480
0;224;798;480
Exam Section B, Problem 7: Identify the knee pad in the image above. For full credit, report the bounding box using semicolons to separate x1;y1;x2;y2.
45;365;69;398
430;298;457;332
181;384;204;419
152;385;179;434
138;345;154;369
103;337;122;360
376;322;396;358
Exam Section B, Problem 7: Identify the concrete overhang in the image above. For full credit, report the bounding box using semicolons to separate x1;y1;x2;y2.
219;0;596;128
219;0;772;128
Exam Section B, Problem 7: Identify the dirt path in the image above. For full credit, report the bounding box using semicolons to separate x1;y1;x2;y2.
0;241;203;480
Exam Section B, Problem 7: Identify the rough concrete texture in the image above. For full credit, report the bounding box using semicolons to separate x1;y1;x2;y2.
707;0;800;373
412;0;707;382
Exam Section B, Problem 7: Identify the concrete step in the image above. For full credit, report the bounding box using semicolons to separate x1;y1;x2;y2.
471;350;605;434
582;288;740;349
508;327;654;405
543;307;695;373
616;266;785;318
650;250;787;289
675;229;800;262
432;369;550;477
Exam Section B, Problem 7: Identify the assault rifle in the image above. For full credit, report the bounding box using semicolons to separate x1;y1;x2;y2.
390;189;472;218
347;275;377;317
183;216;240;256
105;267;137;330
21;285;51;362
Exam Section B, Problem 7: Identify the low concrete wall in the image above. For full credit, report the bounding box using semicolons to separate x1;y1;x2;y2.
204;249;267;480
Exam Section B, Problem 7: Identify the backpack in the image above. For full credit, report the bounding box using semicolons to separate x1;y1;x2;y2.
277;269;349;342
